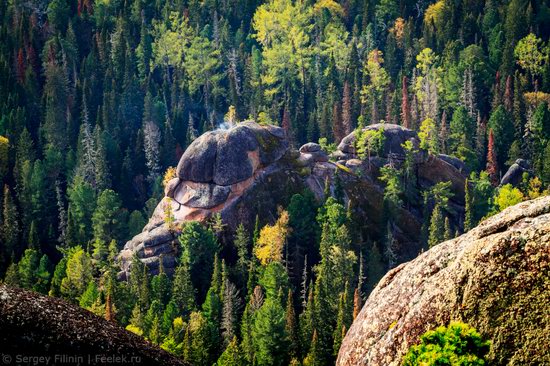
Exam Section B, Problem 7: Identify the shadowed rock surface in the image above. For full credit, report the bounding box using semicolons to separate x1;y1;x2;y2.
0;285;186;366
500;158;531;186
119;122;468;280
337;195;550;366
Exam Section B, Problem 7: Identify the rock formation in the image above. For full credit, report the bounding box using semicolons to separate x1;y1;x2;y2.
500;158;531;186
337;195;550;366
118;122;468;280
0;285;186;366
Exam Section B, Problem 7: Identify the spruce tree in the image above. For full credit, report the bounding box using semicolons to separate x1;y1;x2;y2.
285;289;299;358
1;185;20;259
486;129;499;186
171;262;196;317
428;203;445;248
33;254;51;294
252;297;288;366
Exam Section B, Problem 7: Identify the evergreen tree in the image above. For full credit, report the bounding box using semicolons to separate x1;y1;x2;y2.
486;129;499;186
67;178;96;246
216;336;245;366
252;297;288;366
1;185;20;261
151;258;171;307
221;280;241;347
17;248;39;289
428;203;445;248
33;254;51;294
172;263;196;317
285;289;299;358
92;189;126;244
179;222;219;300
60;247;93;302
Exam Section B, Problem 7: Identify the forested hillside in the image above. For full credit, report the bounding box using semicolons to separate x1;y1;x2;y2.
1;0;550;365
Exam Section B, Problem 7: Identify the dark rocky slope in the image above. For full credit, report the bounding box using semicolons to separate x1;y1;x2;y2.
337;195;550;366
0;285;186;365
118;121;468;279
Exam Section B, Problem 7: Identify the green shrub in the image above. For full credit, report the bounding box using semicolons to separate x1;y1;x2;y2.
401;322;490;366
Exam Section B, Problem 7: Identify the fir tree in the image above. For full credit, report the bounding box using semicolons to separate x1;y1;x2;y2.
353;287;362;320
486;129;499;186
216;336;245;366
401;75;411;129
171;262;196;317
1;185;20;260
221;280;241;347
285;289;299;358
428;203;445;248
252;297;288;366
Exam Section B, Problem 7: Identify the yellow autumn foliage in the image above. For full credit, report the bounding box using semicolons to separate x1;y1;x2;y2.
163;166;177;187
0;135;8;180
255;209;290;265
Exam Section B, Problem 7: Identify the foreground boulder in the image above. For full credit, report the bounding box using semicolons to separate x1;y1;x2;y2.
337;195;550;366
119;122;468;280
0;285;186;366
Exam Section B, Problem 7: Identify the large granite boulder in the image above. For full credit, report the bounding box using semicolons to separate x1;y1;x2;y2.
119;121;295;279
337;196;550;366
119;122;468;282
501;158;531;186
337;123;418;157
0;285;186;366
176;121;288;186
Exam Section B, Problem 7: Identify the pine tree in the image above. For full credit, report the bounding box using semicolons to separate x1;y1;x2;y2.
143;121;162;184
333;291;347;356
464;179;474;232
428;203;445;248
18;248;39;289
342;81;353;136
171;262;196;317
252;297;288;366
332;101;345;143
504;75;513;112
1;185;20;260
401;75;411;129
221;280;241;347
33;254;51;294
303;330;322;366
444;217;453;241
4;261;19;287
79;280;99;309
299;287;315;357
234;224;250;283
216;336;245;366
353;287;362;320
105;286;115;322
49;258;67;297
67;178;96;246
151;257;171;307
486;129;499;186
60;247;93;302
285;289;299;358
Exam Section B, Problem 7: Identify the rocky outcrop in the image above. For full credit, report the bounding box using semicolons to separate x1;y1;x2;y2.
0;285;186;366
337;195;550;366
119;122;468;280
500;158;531;186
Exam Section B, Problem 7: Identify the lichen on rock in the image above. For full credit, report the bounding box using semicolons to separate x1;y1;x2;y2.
337;196;550;366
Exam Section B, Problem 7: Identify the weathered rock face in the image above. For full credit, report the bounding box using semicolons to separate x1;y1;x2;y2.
0;285;186;366
500;158;531;186
337;196;550;366
119;122;468;280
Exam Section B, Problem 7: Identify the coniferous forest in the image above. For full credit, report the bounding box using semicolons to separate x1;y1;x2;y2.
1;0;550;365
